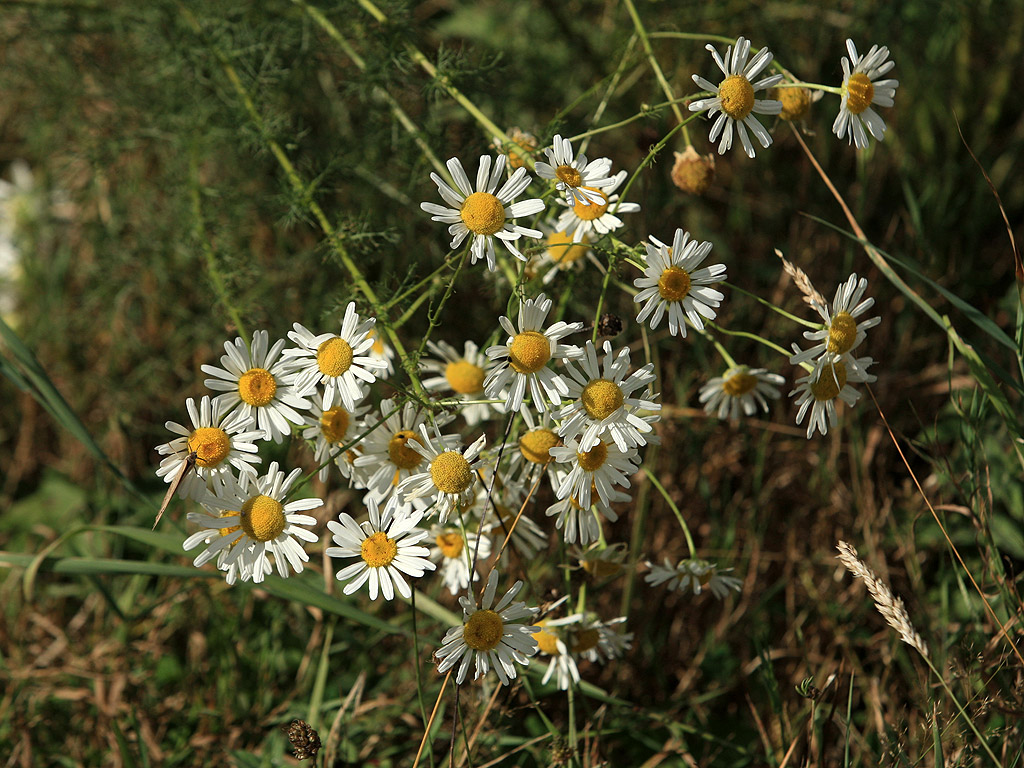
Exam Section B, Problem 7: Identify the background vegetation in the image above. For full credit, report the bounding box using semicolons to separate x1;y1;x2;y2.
1;0;1022;765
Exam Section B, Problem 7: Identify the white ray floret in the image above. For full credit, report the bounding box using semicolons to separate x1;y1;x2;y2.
534;134;617;207
699;365;785;420
790;357;876;438
553;170;640;244
644;558;742;599
397;423;487;522
833;39;899;148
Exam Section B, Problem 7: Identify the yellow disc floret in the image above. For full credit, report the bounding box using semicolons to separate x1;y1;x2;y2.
319;407;351;443
532;621;561;656
445;360;485;394
555;165;582;188
463;609;504;651
571;188;609;221
519;428;560;464
388;430;423;470
826;312;858;355
810;362;848;402
577;441;608;472
657;266;692;302
581;379;624;420
238;367;277;407
722;371;758;397
435;531;465;559
240;494;286;542
360;531;398;568
430;451;473;495
845;72;874;115
187;427;231;468
218;511;244;549
317;336;354;378
718;74;755;121
508;331;552;374
772;86;812;121
460;192;506;236
546;231;589;266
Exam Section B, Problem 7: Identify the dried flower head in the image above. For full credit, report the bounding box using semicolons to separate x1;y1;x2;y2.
670;146;716;195
283;719;321;761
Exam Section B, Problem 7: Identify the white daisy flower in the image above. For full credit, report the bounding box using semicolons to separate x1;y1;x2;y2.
789;273;881;379
689;36;783;157
430;523;493;595
365;327;396;376
503;407;562;490
833;39;899;148
201;330;312;444
484;292;584;414
182;463;322;583
420;155;545;272
352;399;457;508
435;569;540;685
326;497;436;601
534;134;617;207
566;614;632;664
644;558;742;599
283;302;386;412
532;618;581;690
790;357;876;438
549;438;638;511
397;424;487;522
698;365;785;420
633;228;726;338
558;340;660;452
553;170;640;244
545;471;629;545
532;223;595;285
421;340;501;426
300;401;370;483
180;502;264;586
155;395;263;501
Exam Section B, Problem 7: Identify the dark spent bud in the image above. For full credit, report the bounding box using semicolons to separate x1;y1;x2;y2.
284;719;321;761
670;146;715;196
596;313;623;338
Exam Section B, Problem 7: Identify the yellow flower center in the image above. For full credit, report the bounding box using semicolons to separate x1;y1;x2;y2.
388;430;423;470
577;441;608;472
237;367;277;407
657;266;691;302
519;428;560;464
430;451;473;495
810;362;848;402
581;379;624;420
555;164;582;188
571;628;600;653
826;311;858;355
532;621;561;656
187;427;231;468
460;192;506;236
546;231;589;266
772;86;811;121
581;557;622;579
240;494;287;542
508;330;551;374
317;336;354;378
445;360;485;394
319;407;351;443
722;372;758;397
718;74;755;121
571;188;609;221
435;532;465;559
463;609;504;651
360;531;398;568
845;72;875;115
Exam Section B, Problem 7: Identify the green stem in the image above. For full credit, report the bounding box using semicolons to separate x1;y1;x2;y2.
704;320;795;362
621;0;688;143
922;655;1003;767
643;467;695;557
723;280;822;329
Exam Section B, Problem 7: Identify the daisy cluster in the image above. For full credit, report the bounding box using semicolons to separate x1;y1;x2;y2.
687;35;898;156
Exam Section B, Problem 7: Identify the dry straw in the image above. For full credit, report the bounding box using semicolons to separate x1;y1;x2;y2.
775;248;827;309
836;541;929;657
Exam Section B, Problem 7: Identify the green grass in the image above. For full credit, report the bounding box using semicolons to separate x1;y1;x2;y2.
2;0;1023;765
